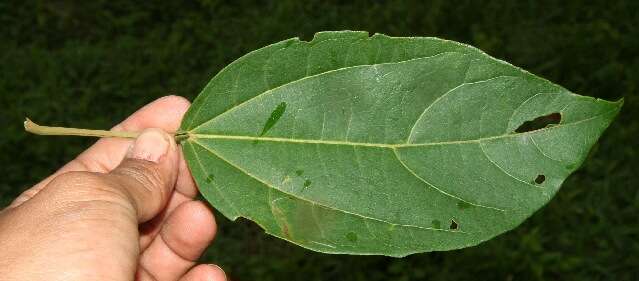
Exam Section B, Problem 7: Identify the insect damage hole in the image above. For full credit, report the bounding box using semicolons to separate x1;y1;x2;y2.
534;174;546;184
449;219;459;230
514;112;561;133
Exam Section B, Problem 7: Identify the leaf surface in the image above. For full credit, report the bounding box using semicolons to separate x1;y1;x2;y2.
180;31;621;256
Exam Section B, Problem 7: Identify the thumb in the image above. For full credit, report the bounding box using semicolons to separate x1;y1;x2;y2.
108;128;179;222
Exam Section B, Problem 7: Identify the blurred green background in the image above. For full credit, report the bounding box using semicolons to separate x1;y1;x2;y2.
1;1;637;280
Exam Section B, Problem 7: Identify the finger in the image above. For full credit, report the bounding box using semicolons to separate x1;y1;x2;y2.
72;95;189;172
139;191;193;250
108;128;179;222
139;201;216;280
9;95;192;208
176;153;198;198
179;264;227;281
135;267;158;281
57;95;188;177
2;127;179;280
139;149;199;250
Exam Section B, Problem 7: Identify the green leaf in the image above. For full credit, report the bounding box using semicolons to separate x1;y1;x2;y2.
179;31;622;257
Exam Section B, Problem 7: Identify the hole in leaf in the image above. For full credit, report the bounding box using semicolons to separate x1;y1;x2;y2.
534;174;546;184
449;219;459;230
514;112;561;133
295;169;304;176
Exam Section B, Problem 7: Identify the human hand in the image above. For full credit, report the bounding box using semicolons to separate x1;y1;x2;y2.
0;96;226;281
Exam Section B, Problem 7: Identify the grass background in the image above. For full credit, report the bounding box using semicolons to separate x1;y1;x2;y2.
1;1;637;280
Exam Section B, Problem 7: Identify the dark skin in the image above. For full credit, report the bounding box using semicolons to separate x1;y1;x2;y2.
0;96;226;281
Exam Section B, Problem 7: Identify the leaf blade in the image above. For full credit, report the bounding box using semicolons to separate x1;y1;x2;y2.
181;31;622;256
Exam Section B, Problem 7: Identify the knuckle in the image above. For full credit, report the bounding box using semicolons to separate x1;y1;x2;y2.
49;171;127;201
111;160;168;202
38;171;137;226
51;171;108;189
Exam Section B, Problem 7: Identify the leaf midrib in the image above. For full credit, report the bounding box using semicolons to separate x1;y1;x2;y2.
188;108;615;226
187;108;614;148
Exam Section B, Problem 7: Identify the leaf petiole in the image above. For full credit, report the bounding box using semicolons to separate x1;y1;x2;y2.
24;118;188;142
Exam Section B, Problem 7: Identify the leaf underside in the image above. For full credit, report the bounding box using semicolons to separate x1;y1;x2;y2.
180;31;622;257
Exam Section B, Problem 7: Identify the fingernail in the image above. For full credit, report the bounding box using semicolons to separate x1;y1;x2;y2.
127;129;170;163
208;264;227;280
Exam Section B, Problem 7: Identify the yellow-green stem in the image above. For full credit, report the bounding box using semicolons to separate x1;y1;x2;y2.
24;118;189;141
